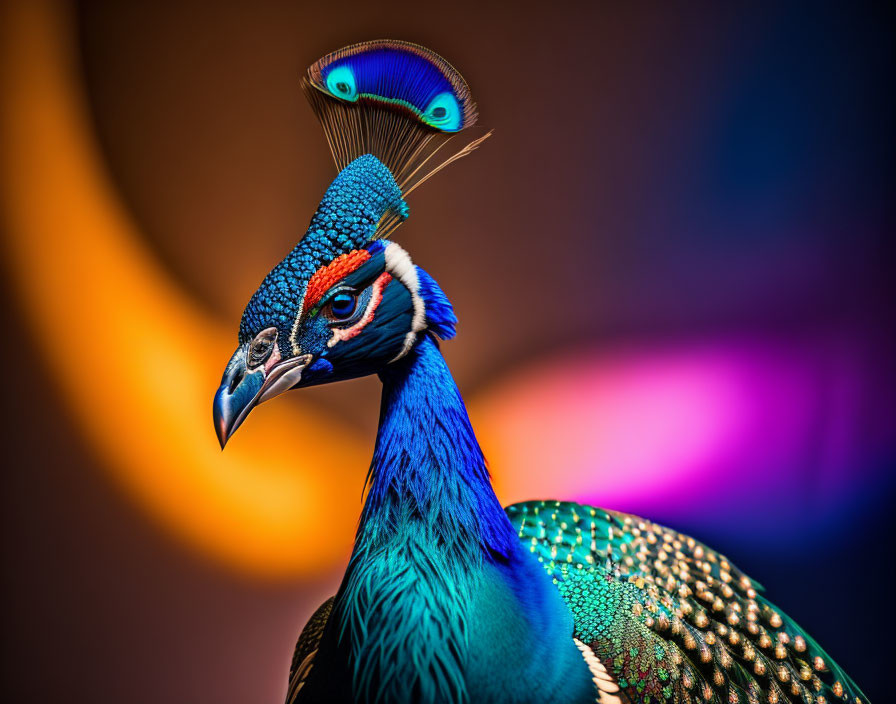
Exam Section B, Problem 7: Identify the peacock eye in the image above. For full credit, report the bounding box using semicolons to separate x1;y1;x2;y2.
327;292;358;321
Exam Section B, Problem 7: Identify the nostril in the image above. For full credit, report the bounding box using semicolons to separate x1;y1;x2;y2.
228;369;244;394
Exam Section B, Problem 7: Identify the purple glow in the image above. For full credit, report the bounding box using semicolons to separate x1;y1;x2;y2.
475;331;892;541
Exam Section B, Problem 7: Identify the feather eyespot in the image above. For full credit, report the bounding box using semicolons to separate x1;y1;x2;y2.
325;65;358;101
423;92;461;131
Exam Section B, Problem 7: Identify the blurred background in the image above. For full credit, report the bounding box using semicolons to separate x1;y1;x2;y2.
1;1;893;701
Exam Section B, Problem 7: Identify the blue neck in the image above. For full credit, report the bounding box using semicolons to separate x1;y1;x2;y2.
361;335;517;560
322;335;519;703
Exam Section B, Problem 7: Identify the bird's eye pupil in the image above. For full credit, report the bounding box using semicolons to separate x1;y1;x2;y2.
330;292;357;320
431;106;447;118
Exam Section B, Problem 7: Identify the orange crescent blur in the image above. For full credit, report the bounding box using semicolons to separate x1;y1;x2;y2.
0;0;369;579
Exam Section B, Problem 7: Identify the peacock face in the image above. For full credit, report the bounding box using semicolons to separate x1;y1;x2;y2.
213;238;454;447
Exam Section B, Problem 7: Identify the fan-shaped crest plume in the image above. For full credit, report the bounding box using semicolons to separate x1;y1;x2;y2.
304;40;491;239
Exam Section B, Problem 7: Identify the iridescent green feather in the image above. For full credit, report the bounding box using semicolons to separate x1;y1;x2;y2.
506;500;869;704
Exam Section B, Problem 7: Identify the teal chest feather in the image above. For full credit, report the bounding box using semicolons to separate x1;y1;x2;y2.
302;545;596;704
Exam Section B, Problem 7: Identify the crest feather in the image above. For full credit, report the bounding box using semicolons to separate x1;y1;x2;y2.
304;39;491;238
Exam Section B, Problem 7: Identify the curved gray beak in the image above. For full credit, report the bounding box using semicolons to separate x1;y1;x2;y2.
212;345;311;448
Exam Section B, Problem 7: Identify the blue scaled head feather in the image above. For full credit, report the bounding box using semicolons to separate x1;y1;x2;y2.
213;39;485;447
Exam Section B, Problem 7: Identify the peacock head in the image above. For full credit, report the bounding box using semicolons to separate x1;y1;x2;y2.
213;38;486;447
212;155;456;448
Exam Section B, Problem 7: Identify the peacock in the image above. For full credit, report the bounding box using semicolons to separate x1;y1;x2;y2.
212;40;869;704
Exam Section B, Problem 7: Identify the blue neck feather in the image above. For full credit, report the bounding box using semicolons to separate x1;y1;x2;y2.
322;335;519;703
363;334;516;561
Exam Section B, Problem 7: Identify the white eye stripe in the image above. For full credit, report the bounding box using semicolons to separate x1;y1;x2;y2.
384;242;425;362
288;289;308;355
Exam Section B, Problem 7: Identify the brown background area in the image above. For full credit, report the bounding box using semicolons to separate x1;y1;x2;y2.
3;2;892;702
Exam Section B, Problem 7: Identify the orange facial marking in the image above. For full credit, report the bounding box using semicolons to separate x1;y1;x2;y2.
302;249;371;315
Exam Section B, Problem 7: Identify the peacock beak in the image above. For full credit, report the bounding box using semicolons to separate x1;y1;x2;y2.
213;345;311;448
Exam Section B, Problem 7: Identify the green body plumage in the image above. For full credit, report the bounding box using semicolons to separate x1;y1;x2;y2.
509;501;867;704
